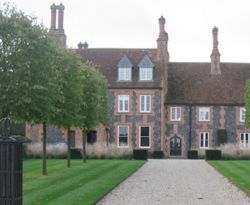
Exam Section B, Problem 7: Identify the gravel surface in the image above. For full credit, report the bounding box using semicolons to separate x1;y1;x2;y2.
97;159;250;205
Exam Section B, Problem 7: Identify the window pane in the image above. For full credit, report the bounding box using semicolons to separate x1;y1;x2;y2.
200;133;204;147
146;96;150;111
119;126;128;147
141;96;145;111
177;107;181;120
141;137;149;147
125;100;128;111
141;127;149;136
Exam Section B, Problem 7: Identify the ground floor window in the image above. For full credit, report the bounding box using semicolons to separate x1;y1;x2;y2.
139;126;150;148
200;132;209;148
118;126;129;147
87;131;97;144
240;133;250;148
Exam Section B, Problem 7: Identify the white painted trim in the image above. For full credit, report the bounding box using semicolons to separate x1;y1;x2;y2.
139;67;153;81
170;106;181;121
117;125;129;148
118;67;131;81
199;107;210;121
118;95;129;113
140;95;151;113
240;133;250;148
240;107;246;122
139;126;150;148
199;132;209;148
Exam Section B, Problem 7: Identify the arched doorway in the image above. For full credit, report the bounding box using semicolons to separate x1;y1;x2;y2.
170;136;182;156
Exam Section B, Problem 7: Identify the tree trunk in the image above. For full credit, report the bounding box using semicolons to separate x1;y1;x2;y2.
67;128;71;168
42;122;47;175
82;130;87;163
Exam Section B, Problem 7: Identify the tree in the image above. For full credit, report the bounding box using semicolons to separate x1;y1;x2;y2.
244;80;250;128
79;63;108;162
53;48;83;168
0;4;62;175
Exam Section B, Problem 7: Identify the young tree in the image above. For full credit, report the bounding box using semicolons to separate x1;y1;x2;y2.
0;4;62;175
79;63;108;162
244;80;250;128
53;48;83;168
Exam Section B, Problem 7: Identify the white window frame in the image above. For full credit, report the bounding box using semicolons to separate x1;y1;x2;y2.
118;67;131;81
139;67;153;81
140;95;151;113
170;106;181;121
117;125;129;148
240;107;246;122
139;126;150;148
200;132;209;148
240;133;250;148
199;107;210;121
118;95;129;112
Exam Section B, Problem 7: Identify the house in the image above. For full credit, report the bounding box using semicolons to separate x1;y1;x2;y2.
26;4;250;157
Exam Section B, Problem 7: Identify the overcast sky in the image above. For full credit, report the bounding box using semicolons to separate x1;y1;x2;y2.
5;0;250;62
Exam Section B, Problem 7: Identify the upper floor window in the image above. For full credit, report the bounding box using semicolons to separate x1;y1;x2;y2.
240;107;245;122
199;107;210;121
170;107;181;121
140;68;153;81
117;56;133;81
140;95;151;112
200;132;209;148
118;68;131;81
118;95;129;112
138;55;154;81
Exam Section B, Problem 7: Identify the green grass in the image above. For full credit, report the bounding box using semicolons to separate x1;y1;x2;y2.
208;160;250;196
24;159;145;205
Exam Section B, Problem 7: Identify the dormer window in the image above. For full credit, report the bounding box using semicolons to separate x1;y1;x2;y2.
117;56;133;81
119;68;131;81
138;55;154;81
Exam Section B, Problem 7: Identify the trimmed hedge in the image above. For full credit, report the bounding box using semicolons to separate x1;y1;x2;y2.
152;151;164;159
187;150;198;159
70;148;83;159
133;149;148;160
205;149;221;160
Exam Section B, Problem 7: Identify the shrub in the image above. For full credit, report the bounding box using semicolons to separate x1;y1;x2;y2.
219;143;250;160
187;150;198;159
84;142;133;159
151;151;164;159
70;148;82;159
25;142;67;159
133;149;148;160
217;129;227;146
205;149;221;160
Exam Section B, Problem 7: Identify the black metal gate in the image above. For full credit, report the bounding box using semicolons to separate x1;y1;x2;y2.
0;118;23;205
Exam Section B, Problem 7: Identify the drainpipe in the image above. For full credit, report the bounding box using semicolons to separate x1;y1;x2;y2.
189;102;193;149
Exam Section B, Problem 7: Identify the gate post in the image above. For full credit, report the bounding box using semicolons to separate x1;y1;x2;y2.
0;118;23;205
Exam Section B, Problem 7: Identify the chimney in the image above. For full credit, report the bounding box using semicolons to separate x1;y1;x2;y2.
157;16;169;62
58;3;64;30
49;4;57;32
210;26;221;75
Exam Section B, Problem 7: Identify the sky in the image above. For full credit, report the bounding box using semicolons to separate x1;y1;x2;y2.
4;0;250;62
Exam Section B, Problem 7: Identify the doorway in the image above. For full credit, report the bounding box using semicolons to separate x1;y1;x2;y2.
170;136;182;156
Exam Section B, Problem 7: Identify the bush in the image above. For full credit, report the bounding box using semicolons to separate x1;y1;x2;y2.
25;142;67;158
219;143;250;160
85;142;133;159
187;150;198;159
205;149;221;160
217;129;227;146
133;149;148;160
70;148;83;159
151;151;164;159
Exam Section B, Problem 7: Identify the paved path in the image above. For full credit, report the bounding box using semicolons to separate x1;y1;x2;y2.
97;159;250;205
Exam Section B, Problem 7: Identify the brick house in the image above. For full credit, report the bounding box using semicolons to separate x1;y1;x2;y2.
26;4;250;157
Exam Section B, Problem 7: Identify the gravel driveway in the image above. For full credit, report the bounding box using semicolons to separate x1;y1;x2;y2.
97;159;250;205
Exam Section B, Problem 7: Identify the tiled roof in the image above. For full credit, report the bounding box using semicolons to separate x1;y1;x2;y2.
75;48;162;89
167;62;250;105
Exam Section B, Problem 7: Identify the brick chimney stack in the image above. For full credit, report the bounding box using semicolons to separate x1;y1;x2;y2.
157;16;169;62
49;3;67;48
210;26;221;75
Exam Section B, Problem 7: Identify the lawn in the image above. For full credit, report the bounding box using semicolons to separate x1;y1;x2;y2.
24;159;145;205
208;160;250;196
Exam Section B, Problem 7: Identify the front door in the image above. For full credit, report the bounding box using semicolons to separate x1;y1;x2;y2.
170;136;181;156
